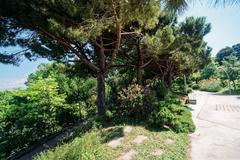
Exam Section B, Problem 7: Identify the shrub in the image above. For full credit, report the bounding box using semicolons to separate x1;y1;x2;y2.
199;78;222;92
171;78;192;96
0;64;98;159
149;97;195;133
117;84;157;118
0;78;69;158
0;77;90;159
192;84;200;90
185;87;193;94
146;79;169;99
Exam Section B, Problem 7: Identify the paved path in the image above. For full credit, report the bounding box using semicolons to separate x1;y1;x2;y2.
189;91;240;160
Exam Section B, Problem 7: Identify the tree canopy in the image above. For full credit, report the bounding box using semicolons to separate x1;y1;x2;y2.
216;47;236;64
220;54;240;90
0;0;195;115
232;43;240;59
143;16;212;86
215;43;240;65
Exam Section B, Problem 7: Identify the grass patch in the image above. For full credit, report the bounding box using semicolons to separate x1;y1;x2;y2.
34;120;189;160
35;131;108;160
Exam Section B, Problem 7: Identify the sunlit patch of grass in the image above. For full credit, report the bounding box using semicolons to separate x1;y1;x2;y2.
35;122;189;160
103;126;188;160
35;131;110;160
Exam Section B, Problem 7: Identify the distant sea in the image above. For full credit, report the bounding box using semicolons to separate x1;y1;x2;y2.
0;78;27;91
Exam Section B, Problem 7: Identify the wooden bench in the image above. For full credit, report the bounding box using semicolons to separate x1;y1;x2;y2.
188;94;197;104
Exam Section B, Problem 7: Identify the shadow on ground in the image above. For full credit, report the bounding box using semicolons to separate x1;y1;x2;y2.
14;116;172;160
101;126;124;143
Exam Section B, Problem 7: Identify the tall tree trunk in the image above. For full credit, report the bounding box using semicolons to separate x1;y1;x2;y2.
136;39;143;85
165;72;172;87
97;72;106;115
136;66;142;85
97;43;106;116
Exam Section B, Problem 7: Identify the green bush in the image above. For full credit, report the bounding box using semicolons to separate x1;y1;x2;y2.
0;63;98;159
0;77;96;159
0;78;71;158
199;78;222;92
117;84;157;118
185;87;193;94
171;78;192;95
146;79;169;99
149;97;195;133
192;84;200;90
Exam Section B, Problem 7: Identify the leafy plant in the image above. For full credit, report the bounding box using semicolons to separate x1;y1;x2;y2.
0;77;69;158
0;75;95;159
117;84;157;118
149;96;195;133
191;84;200;90
199;78;222;92
220;54;240;91
200;62;218;80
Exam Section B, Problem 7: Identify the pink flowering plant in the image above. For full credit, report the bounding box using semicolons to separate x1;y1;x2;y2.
117;84;155;118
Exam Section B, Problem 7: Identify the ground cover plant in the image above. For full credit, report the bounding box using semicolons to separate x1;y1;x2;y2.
35;118;189;160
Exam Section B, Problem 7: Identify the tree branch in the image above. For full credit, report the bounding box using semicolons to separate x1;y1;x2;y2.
105;1;121;71
141;59;153;68
36;27;100;72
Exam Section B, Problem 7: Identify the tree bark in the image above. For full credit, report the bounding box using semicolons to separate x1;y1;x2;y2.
136;66;142;85
136;40;143;85
165;72;173;87
97;72;106;116
97;40;106;116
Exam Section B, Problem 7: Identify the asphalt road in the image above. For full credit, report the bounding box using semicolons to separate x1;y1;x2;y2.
189;91;240;160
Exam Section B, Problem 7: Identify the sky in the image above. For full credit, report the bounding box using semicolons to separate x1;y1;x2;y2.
0;1;240;90
0;56;48;90
179;1;240;55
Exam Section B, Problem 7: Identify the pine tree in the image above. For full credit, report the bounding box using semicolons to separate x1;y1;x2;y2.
0;0;168;115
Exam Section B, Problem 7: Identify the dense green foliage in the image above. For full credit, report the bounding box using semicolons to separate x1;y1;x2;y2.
220;55;240;90
232;43;240;59
141;16;212;87
149;95;195;133
0;60;198;158
199;78;222;92
0;0;213;116
216;43;240;64
0;78;67;158
216;47;236;64
0;0;187;115
0;63;96;159
196;45;240;93
200;62;218;80
27;63;97;119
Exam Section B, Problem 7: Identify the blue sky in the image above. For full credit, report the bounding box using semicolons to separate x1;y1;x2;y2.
0;56;48;90
0;1;240;90
179;1;240;55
